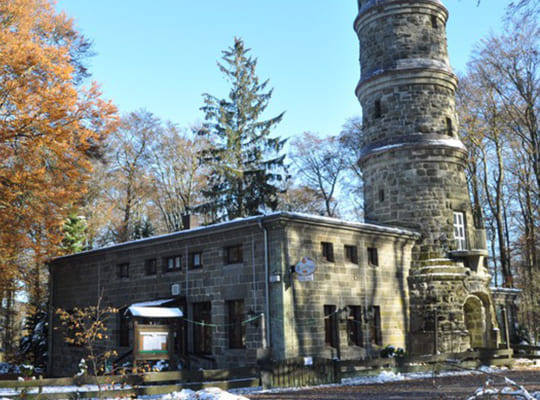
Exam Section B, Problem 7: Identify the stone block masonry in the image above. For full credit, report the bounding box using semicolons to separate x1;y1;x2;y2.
49;213;418;376
355;0;497;354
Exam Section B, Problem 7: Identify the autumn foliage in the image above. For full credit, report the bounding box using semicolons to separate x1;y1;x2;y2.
57;299;118;378
0;0;116;289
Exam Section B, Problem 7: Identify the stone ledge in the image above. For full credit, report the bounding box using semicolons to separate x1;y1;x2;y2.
355;0;447;31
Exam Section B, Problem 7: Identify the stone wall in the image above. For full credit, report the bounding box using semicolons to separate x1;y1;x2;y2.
50;219;269;376
274;217;416;360
355;1;449;78
361;146;476;259
49;213;418;376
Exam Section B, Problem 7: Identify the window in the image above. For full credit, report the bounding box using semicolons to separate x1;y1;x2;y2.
227;300;246;349
347;306;363;346
190;252;203;269
225;245;243;264
324;305;338;348
369;306;382;346
321;242;334;262
446;117;453;136
193;302;212;354
165;255;182;272
453;212;466;250
379;189;385;202
431;15;438;29
145;259;157;275
374;99;382;119
119;308;130;347
344;245;358;264
367;247;379;266
117;263;129;278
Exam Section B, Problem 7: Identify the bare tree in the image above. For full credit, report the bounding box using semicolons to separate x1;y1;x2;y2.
288;132;348;218
149;124;208;232
106;110;161;243
278;181;328;216
339;116;365;220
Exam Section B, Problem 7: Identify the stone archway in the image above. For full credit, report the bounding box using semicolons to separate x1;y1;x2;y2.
464;295;487;348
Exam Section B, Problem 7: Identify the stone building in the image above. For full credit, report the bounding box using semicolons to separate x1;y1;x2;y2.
48;0;505;376
49;213;418;376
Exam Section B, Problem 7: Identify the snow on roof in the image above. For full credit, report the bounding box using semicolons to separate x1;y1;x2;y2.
53;211;419;262
127;306;183;318
490;287;522;294
130;298;176;308
279;211;419;237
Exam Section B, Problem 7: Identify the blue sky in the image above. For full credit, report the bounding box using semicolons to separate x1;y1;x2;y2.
55;0;509;140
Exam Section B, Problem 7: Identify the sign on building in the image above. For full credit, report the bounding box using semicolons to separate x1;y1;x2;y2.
295;257;316;281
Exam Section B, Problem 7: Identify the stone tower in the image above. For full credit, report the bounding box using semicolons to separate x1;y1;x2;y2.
355;0;499;353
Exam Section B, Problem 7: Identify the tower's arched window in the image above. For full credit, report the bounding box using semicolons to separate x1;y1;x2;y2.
431;15;438;29
374;100;382;119
446;117;453;136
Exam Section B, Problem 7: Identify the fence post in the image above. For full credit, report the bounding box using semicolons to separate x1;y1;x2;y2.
502;307;511;350
433;308;439;355
257;348;273;390
332;359;341;384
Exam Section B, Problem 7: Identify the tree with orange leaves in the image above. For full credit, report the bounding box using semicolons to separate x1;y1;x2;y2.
0;0;116;321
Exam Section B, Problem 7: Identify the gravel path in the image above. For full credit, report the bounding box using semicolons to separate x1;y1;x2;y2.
248;370;540;399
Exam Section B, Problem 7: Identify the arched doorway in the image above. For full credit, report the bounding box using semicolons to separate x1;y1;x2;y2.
464;295;487;348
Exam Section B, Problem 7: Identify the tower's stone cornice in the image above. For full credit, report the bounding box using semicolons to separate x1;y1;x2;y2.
359;134;467;163
356;63;457;101
354;0;448;31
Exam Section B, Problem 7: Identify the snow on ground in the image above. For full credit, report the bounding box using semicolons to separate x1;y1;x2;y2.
142;388;249;400
0;386;248;400
231;366;503;397
467;377;540;400
1;364;539;400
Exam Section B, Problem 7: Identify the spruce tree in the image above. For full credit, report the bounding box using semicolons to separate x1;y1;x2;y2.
199;38;286;222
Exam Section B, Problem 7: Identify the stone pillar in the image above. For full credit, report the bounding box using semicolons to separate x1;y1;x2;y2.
354;0;497;354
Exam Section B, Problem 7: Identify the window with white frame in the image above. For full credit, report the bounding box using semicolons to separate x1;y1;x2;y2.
453;212;466;250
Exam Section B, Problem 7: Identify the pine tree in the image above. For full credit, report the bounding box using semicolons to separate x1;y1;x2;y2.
199;38;286;222
62;214;88;254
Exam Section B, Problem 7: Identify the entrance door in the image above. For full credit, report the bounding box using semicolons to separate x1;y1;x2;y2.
464;296;486;348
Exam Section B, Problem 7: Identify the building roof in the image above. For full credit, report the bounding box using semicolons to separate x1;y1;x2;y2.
52;211;420;262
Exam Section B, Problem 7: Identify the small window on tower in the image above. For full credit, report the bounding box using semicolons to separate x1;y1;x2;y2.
446;117;453;136
374;100;382;119
431;15;438;29
379;189;385;202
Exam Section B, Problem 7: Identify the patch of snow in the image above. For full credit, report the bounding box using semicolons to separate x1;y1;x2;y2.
0;363;19;374
140;387;249;400
490;287;522;293
130;299;177;308
127;306;183;318
468;377;540;400
344;370;405;384
53;211;420;261
368;138;466;155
